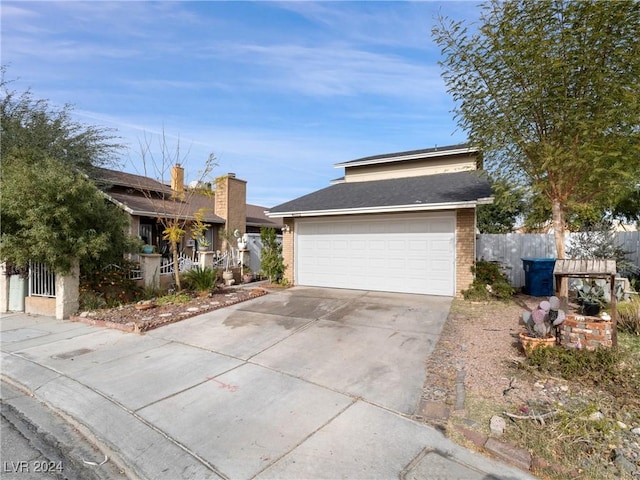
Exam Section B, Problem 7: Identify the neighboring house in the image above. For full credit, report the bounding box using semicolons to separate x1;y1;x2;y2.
92;165;281;256
267;143;493;297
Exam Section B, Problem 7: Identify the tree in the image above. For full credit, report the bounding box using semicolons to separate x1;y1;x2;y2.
1;156;135;274
433;0;640;294
477;178;525;233
136;132;216;291
0;71;135;274
1;67;121;172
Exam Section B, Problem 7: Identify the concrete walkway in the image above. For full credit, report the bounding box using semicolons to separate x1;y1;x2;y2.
1;287;536;479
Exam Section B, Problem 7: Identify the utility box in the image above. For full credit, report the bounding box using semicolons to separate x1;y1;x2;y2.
8;275;28;311
522;258;556;297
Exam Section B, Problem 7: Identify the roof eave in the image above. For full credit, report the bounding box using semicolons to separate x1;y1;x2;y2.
266;200;485;218
334;146;479;169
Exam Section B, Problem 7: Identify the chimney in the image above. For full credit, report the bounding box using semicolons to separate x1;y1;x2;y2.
214;173;247;239
171;164;185;193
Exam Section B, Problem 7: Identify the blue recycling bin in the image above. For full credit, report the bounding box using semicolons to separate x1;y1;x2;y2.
522;258;556;297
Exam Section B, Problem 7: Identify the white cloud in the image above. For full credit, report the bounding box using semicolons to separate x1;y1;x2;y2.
201;42;445;98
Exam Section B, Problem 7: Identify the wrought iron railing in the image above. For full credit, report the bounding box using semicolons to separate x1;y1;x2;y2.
29;262;56;298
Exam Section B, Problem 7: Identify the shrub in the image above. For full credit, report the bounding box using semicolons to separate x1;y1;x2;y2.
462;260;515;300
526;345;623;384
80;260;141;307
78;290;107;311
260;227;285;283
181;267;219;292
156;292;192;306
618;297;640;335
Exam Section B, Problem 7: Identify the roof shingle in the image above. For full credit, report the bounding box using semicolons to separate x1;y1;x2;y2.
268;171;491;215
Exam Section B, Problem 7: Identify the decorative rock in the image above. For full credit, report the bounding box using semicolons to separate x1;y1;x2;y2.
490;415;507;436
631;427;640;436
588;411;605;421
79;311;89;318
613;449;637;475
617;421;628;430
186;307;200;312
159;313;173;317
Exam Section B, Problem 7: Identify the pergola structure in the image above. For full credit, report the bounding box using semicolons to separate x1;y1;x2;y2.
553;259;618;346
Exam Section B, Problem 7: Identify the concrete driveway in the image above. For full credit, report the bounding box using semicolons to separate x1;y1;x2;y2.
1;287;535;479
149;286;452;415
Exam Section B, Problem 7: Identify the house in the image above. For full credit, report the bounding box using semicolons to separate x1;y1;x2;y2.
92;165;282;256
266;143;493;297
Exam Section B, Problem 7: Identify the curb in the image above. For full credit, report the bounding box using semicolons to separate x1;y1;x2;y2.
1;380;130;480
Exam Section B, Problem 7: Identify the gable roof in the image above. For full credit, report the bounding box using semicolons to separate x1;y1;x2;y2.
334;143;476;169
90;166;173;194
267;171;492;217
91;167;281;227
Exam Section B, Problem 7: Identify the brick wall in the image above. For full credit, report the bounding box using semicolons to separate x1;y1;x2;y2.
456;208;476;297
282;219;295;285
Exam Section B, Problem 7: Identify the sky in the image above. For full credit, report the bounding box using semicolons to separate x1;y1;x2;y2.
1;1;482;207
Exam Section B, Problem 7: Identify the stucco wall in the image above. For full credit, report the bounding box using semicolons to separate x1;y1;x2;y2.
344;154;477;182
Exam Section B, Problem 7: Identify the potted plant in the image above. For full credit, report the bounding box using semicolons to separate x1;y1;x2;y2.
142;244;155;254
191;210;211;251
218;228;240;285
576;282;605;316
520;297;566;356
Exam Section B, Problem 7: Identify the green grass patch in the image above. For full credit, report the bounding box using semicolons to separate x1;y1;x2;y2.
156;293;193;306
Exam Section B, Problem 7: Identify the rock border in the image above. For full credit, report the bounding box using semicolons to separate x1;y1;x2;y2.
70;288;268;334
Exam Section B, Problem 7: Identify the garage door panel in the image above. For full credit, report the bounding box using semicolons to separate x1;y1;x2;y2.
296;214;455;296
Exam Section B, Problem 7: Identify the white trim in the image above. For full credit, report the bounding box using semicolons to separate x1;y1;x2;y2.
267;200;487;218
334;146;478;168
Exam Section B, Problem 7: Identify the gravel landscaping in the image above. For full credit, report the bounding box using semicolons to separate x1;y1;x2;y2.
419;294;640;479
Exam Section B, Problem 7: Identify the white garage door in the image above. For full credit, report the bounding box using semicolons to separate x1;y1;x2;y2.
295;213;455;296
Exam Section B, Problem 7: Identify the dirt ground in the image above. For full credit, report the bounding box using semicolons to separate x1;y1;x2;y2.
420;293;640;479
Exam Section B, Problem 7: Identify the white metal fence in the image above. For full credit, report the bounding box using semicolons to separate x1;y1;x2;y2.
29;262;56;298
477;231;640;288
160;254;197;276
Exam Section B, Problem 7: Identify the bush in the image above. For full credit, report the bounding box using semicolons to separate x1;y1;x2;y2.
618;297;640;335
462;260;515;300
80;260;141;307
181;267;219;292
526;345;623;384
78;290;107;311
260;227;285;283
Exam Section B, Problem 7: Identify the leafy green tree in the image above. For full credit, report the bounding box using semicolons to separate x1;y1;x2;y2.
1;68;120;172
477;178;525;233
1;70;135;274
433;0;640;295
1;156;135;274
611;184;640;227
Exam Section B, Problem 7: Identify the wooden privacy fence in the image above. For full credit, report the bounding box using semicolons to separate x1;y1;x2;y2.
476;232;640;288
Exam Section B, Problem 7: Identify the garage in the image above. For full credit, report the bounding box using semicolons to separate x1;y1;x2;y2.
295;213;455;296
